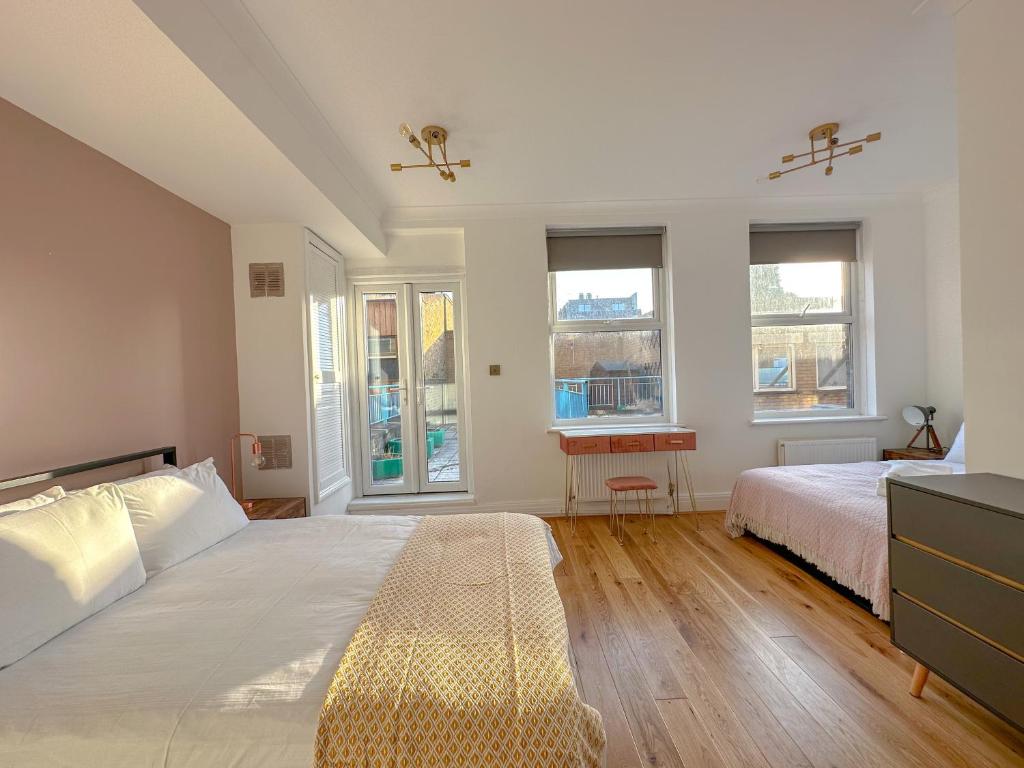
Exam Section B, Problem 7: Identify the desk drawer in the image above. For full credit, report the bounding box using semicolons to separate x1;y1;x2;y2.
889;484;1024;583
892;594;1024;729
654;432;696;451
890;539;1024;655
610;434;654;453
561;435;610;455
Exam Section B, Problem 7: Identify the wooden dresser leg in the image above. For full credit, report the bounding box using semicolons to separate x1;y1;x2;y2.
910;663;930;698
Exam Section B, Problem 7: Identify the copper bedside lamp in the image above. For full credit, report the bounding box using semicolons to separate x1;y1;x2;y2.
230;433;266;512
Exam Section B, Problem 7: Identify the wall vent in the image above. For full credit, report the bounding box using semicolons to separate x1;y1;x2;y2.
258;435;292;470
249;262;285;297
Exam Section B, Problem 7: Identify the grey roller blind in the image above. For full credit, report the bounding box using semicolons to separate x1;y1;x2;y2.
547;227;664;271
749;225;857;265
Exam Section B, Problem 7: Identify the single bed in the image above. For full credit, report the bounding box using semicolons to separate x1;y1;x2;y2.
724;457;965;621
0;449;597;768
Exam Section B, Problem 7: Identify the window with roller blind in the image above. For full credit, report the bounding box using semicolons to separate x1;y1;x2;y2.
749;224;863;418
307;239;349;499
547;228;669;425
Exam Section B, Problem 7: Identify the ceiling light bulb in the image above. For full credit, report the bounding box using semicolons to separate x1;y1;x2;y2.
448;172;456;182
399;122;413;138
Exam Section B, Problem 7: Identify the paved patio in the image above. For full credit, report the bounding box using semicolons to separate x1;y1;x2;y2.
427;424;461;483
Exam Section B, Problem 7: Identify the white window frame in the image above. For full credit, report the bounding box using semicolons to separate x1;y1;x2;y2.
549;267;670;426
751;343;797;393
750;258;861;419
814;341;849;391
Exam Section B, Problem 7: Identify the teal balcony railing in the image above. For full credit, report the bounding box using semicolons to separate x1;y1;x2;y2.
554;375;662;419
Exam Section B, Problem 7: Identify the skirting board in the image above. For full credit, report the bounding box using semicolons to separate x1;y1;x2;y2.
349;492;731;517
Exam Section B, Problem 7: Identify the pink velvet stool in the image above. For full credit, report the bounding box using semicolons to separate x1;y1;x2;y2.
605;475;657;545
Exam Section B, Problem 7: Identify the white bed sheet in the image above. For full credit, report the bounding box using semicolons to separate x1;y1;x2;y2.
0;515;423;768
724;460;964;621
0;513;565;768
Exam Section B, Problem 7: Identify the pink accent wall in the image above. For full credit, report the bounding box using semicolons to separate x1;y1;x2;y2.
0;97;239;494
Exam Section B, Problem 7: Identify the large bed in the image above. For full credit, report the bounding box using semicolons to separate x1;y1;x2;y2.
725;457;965;621
0;449;601;768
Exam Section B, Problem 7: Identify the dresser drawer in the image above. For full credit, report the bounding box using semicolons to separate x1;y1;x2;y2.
890;539;1024;656
892;594;1024;729
561;435;610;455
610;434;654;453
654;432;696;451
889;484;1024;584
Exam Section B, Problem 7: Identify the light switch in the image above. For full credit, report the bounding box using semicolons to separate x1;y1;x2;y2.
489;364;501;376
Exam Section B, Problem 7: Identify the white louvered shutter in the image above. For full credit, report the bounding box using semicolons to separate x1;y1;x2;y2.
308;245;348;498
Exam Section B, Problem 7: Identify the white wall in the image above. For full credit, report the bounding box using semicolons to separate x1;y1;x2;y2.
379;193;930;510
232;224;352;513
922;181;963;443
955;0;1024;478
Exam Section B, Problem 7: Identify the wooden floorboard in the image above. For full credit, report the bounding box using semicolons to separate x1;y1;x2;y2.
550;513;1024;768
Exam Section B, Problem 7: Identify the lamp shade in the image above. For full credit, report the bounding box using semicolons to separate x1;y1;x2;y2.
902;405;936;427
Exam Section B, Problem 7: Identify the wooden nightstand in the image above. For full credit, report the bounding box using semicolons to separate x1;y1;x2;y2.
882;447;948;461
244;497;307;520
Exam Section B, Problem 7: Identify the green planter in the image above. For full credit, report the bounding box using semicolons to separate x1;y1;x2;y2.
372;457;403;480
383;435;437;461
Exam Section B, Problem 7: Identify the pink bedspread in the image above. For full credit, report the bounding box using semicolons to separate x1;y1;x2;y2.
725;461;892;619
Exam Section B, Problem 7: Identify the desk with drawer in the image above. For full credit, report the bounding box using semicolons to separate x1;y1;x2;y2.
887;473;1024;730
556;425;697;531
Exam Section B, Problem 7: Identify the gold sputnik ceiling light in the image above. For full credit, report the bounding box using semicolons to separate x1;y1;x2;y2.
390;123;470;183
768;122;881;180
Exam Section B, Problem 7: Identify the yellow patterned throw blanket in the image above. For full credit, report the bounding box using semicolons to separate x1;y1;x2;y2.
315;512;605;767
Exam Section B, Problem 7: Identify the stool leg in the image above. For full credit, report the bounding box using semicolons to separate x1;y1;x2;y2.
636;490;644;535
608;489;614;533
647;489;655;542
618;492;625;545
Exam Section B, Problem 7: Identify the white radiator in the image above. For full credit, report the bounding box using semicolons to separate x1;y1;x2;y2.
572;453;670;501
777;437;878;466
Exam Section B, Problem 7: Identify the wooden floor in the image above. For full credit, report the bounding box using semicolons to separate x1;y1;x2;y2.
549;513;1024;768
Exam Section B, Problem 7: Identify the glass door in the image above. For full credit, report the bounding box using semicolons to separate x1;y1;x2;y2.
356;282;469;495
357;287;416;494
413;283;468;492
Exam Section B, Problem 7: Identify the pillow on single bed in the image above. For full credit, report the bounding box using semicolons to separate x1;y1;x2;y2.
119;458;248;578
0;483;146;668
0;485;65;517
946;423;965;464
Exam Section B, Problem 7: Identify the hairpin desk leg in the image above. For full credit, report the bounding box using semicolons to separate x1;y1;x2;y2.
681;450;700;531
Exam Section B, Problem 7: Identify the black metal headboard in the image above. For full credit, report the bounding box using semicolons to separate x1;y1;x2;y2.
0;446;177;493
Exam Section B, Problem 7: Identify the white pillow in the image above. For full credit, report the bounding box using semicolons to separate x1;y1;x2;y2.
0;484;145;668
120;458;248;577
946;423;966;464
114;464;179;486
0;486;65;517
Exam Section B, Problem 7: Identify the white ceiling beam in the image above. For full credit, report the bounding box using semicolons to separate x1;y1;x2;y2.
134;0;387;256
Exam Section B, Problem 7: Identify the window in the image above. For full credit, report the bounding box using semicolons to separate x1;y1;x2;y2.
749;225;859;417
307;239;349;500
815;342;849;390
753;344;795;391
547;228;666;423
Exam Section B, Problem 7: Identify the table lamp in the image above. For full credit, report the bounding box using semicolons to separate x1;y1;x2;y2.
902;405;943;452
230;433;266;512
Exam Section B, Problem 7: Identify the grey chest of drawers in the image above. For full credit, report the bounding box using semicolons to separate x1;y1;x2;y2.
887;473;1024;731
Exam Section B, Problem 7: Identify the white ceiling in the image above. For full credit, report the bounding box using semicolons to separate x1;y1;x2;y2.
1;0;958;248
236;0;958;209
0;0;383;258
